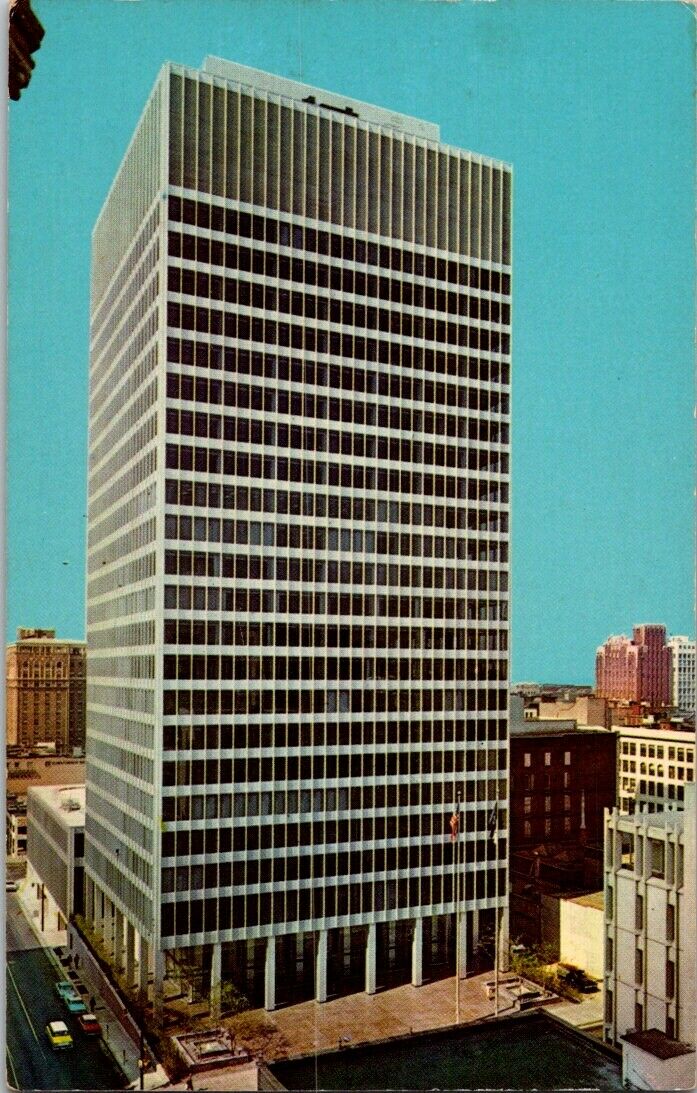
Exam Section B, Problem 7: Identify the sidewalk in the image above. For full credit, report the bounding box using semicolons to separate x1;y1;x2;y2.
16;880;168;1089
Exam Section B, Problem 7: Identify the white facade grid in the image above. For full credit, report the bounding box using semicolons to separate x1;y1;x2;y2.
86;59;512;1007
616;725;695;815
604;787;695;1055
667;636;696;712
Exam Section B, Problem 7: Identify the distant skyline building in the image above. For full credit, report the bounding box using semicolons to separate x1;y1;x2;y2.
85;58;512;1012
666;635;696;711
595;625;672;707
5;628;86;752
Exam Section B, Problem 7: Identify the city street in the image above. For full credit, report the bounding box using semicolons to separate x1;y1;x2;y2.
6;892;126;1090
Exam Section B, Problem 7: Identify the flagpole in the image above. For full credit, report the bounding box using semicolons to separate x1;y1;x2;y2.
455;790;461;1025
493;802;499;1018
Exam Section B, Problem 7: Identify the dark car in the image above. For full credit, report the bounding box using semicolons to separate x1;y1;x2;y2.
561;968;599;993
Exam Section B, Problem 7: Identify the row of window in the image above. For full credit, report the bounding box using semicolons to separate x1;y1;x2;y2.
165;554;507;593
522;749;573;767
621;760;693;779
89;408;156;496
91;207;159;339
162;574;506;623
162;717;508;752
160;868;503;935
164;539;506;575
522;818;573;838
166;651;506;677
167;300;510;356
167;266;511;326
88;449;156;529
163;746;506;786
165;523;509;571
166;366;509;415
163;685;508;716
164;446;510;498
522;771;572;790
165;410;509;473
621;741;692;762
168;196;511;293
162;653;507;683
161;840;502;892
161;812;504;857
166;338;510;386
90;310;157;434
161;618;507;653
93;267;158;369
523;794;574;814
165;481;509;528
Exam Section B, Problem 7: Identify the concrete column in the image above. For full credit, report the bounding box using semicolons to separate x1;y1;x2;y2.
153;948;165;1029
365;923;377;995
138;935;149;1001
472;909;480;970
411;918;423;987
264;936;276;1012
106;898;116;955
125;919;136;989
114;907;124;971
85;877;94;925
210;942;222;1021
316;930;328;1003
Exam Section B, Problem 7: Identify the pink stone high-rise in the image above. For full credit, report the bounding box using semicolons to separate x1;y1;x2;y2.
595;624;672;705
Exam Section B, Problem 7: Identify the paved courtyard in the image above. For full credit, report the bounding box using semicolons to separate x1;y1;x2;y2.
219;972;531;1060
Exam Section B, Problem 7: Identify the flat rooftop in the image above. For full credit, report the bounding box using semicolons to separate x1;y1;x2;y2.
270;1011;622;1091
201;57;440;142
565;890;605;911
510;720;610;737
27;783;85;826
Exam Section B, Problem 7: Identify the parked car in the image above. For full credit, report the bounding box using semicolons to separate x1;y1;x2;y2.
46;1020;73;1050
55;981;87;1013
77;1013;102;1036
560;967;599;993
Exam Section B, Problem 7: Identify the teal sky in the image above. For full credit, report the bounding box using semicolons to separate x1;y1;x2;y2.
7;0;695;682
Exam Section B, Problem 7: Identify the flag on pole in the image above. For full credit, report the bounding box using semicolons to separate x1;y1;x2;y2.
487;803;498;841
449;811;459;841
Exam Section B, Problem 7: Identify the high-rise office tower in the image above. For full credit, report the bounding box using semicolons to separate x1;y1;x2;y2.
86;59;511;1013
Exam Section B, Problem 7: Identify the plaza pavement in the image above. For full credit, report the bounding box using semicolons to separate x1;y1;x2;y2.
219;972;530;1060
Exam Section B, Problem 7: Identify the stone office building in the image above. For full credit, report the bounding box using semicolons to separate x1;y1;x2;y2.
85;58;512;1013
6;629;86;753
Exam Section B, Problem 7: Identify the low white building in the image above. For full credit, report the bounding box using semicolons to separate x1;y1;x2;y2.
604;785;695;1090
615;724;694;814
26;783;85;934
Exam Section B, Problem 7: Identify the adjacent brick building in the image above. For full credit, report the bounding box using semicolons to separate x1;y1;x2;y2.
596;625;672;707
509;698;617;945
5;629;86;752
